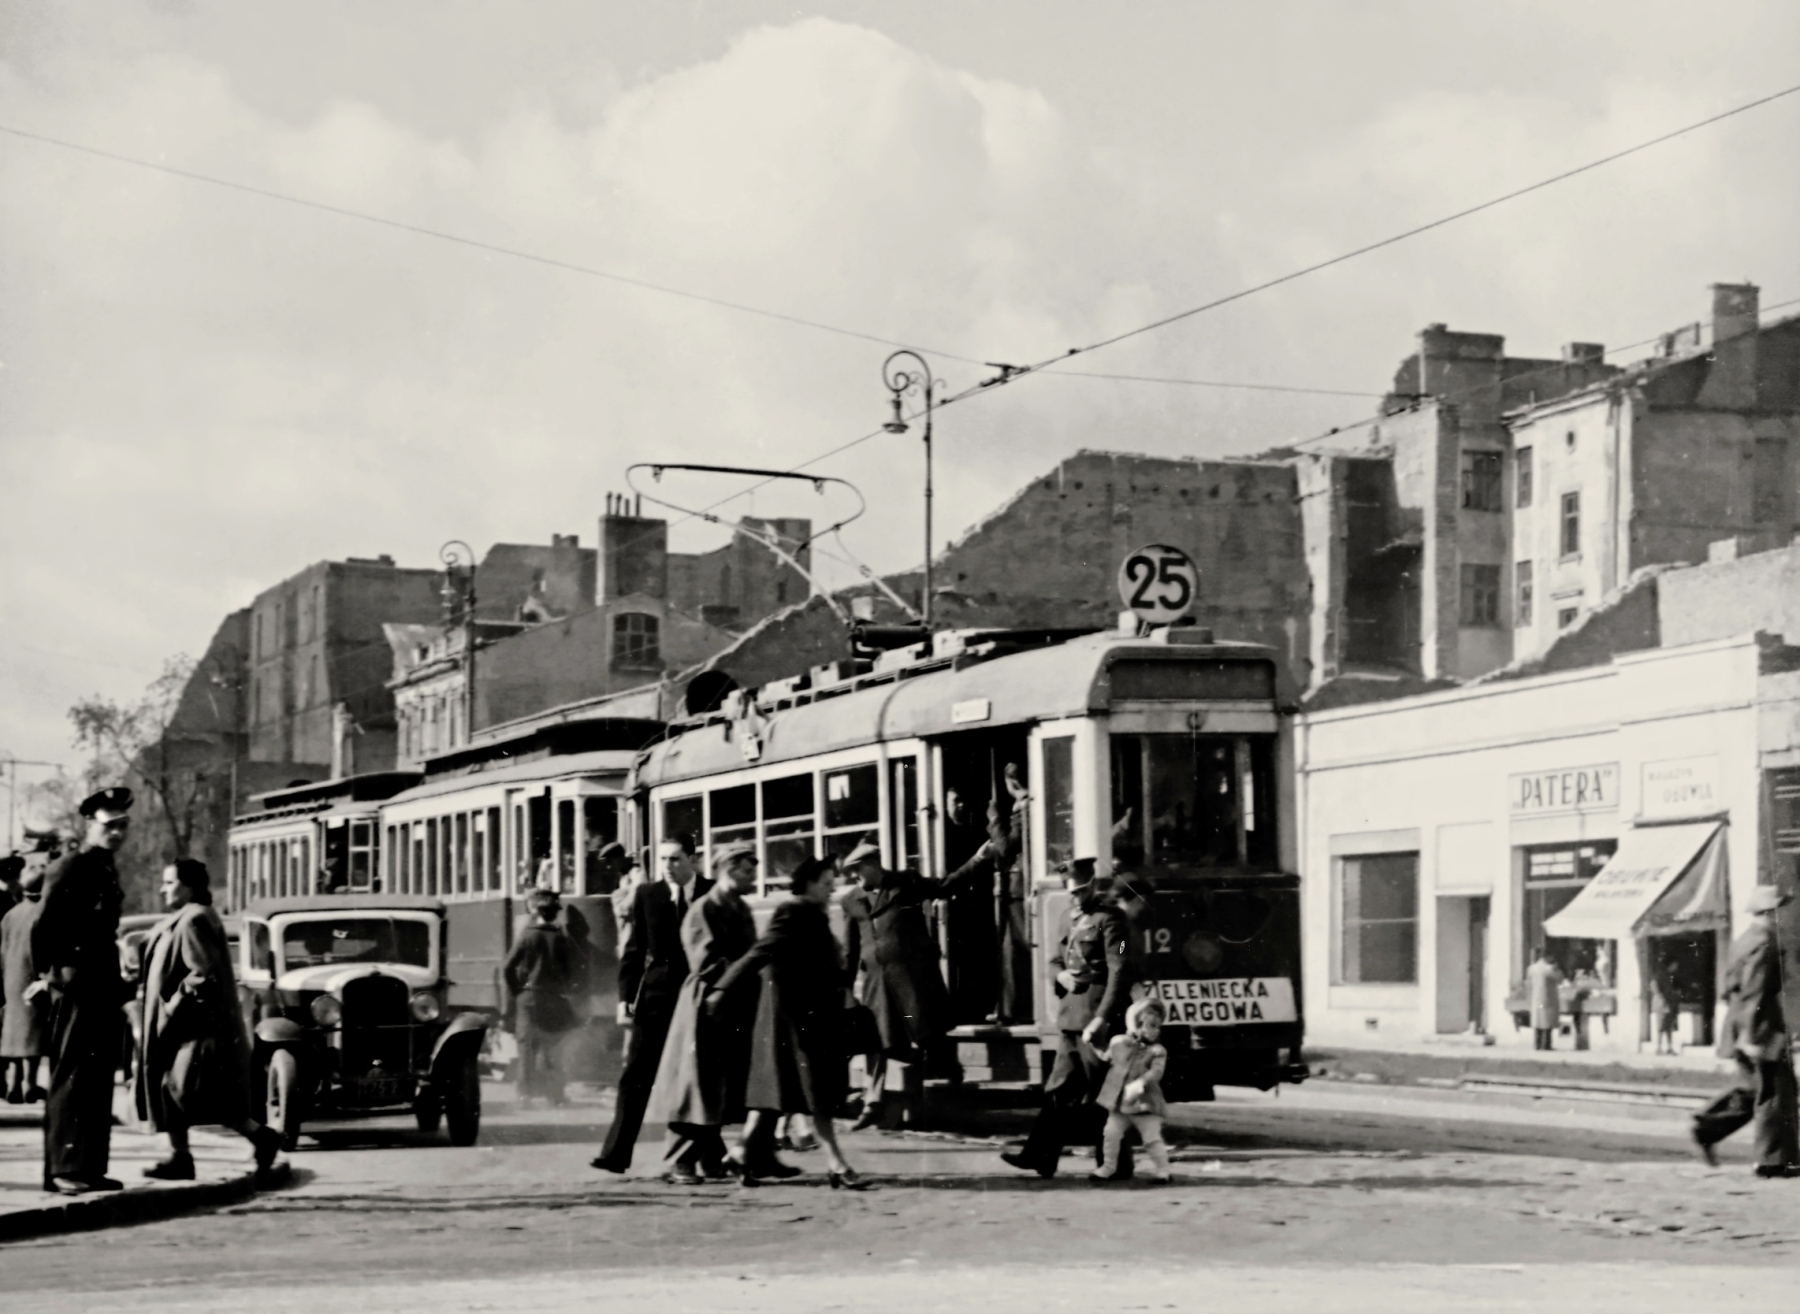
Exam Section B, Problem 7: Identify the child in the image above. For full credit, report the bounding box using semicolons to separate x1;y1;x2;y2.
1091;998;1170;1183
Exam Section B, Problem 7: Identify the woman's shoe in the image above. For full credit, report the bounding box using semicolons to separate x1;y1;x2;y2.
143;1153;196;1182
828;1168;870;1191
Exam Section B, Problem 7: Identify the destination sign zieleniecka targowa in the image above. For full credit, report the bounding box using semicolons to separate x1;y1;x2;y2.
1153;977;1297;1026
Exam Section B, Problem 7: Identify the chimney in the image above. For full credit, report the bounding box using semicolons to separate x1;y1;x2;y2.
1561;343;1604;364
1697;282;1760;409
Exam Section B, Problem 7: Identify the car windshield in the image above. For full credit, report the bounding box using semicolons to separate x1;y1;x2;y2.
279;917;431;969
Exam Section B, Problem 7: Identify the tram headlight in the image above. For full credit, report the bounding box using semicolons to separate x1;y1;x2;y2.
410;992;442;1022
310;994;343;1026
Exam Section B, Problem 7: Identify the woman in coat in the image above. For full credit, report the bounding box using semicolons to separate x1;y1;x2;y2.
647;842;761;1183
1;854;48;1103
712;855;867;1189
135;860;281;1182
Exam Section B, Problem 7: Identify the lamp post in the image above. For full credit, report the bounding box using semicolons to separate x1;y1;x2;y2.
440;541;477;747
881;350;935;631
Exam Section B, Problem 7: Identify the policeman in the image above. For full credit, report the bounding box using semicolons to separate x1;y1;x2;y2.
31;786;132;1194
1001;856;1129;1178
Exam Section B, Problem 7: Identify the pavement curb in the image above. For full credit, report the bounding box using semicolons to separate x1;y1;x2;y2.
0;1168;260;1244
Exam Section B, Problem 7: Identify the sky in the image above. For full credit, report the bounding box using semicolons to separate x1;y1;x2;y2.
3;0;1799;791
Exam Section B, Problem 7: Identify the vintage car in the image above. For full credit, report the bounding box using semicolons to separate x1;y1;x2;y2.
236;895;489;1147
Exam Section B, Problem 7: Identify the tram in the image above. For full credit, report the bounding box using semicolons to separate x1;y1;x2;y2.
227;772;420;912
631;621;1309;1100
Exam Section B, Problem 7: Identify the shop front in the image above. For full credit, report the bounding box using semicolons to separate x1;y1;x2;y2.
1298;635;1767;1055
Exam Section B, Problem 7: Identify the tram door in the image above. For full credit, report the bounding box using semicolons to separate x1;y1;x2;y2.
935;727;1031;1025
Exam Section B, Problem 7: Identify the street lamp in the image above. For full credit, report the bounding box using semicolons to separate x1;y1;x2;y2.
440;540;478;746
881;350;935;631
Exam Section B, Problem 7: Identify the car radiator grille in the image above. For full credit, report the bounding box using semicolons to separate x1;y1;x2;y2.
339;973;415;1086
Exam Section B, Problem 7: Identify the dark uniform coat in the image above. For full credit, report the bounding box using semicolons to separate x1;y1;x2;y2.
1694;916;1799;1168
502;923;579;1041
841;859;987;1055
648;883;758;1127
1718;919;1787;1061
1050;902;1130;1036
716;897;853;1118
1;896;45;1058
32;845;126;1184
619;876;712;1017
134;902;255;1131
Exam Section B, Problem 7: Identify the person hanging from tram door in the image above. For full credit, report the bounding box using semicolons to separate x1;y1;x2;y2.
1001;856;1131;1179
992;762;1036;1025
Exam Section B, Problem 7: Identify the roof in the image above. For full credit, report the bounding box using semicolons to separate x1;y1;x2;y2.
384;747;635;805
243;895;446;918
246;771;422;813
638;630;1278;788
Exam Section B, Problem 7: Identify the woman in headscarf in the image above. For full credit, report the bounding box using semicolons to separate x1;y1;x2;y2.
136;859;282;1182
712;854;867;1189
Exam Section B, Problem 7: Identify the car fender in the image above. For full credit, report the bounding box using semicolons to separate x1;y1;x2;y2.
429;1012;489;1074
255;1017;306;1047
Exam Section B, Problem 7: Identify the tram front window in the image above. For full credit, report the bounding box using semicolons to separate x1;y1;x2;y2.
1111;733;1276;871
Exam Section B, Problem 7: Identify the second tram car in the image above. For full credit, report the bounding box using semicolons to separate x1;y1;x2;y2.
227;772;421;912
632;624;1308;1100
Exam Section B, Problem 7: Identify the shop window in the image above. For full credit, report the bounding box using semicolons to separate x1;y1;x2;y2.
1337;852;1418;984
612;612;660;667
1559;491;1581;559
1459;564;1501;627
761;773;816;893
1521;841;1618;984
1460;451;1503;511
1515;446;1533;507
822;763;879;864
1042;736;1076;869
1515;561;1533;627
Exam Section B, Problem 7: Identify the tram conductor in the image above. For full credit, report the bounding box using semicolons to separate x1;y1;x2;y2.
1001;856;1130;1178
32;787;133;1195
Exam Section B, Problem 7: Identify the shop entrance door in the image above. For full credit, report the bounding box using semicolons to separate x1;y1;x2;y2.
1468;896;1490;1035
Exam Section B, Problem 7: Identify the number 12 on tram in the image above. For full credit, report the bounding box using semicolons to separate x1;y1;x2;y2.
631;626;1307;1100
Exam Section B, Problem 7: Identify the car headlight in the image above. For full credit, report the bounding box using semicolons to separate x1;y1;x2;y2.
410;992;442;1022
311;995;342;1026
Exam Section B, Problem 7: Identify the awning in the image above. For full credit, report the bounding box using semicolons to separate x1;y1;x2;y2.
1544;822;1727;941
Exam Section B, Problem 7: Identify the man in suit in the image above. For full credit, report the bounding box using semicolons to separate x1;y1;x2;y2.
593;834;710;1172
32;787;132;1195
1001;857;1130;1178
1694;884;1799;1177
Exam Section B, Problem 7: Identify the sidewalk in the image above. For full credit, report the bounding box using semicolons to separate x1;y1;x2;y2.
1306;1034;1733;1102
0;1096;265;1243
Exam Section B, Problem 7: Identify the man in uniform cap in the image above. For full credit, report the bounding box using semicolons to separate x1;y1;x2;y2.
1001;855;1130;1177
1694;884;1799;1176
32;786;133;1193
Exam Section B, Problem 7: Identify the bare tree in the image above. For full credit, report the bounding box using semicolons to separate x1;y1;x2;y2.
68;655;217;861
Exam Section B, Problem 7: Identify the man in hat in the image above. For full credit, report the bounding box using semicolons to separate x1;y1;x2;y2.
593;833;711;1173
1001;855;1130;1178
840;833;995;1128
2;845;51;1103
31;786;133;1193
1694;884;1799;1177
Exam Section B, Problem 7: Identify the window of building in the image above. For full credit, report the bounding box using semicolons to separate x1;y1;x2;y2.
612;612;660;667
1516;446;1533;507
1522;842;1617;984
1565;429;1577;452
1754;437;1789;523
1459;564;1501;627
1557;606;1579;630
1336;851;1418;984
1460;451;1503;511
1559;491;1581;558
1515;561;1534;627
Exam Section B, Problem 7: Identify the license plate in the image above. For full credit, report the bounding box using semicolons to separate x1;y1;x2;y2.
1153;977;1296;1026
351;1075;411;1104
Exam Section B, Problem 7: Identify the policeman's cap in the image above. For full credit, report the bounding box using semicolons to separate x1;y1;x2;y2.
79;786;134;820
1058;856;1098;889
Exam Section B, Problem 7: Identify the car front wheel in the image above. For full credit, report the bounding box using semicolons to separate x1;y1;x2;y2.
266;1049;301;1152
444;1053;481;1147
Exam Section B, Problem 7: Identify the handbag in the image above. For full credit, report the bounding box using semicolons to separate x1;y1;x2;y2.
842;1000;884;1056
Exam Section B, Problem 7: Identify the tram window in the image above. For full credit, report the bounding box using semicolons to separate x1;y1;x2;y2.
426;818;439;895
889;759;920;872
396;822;410;894
759;773;817;893
487;807;504;890
277;839;290;898
350;820;374;891
556;799;577;894
456;813;471;895
298;838;311;896
1243;736;1277;869
249;923;273;975
662;796;702;856
708;784;757;860
512;805;526;892
761;774;814;822
441;817;455;898
1042;738;1076;869
471;816;485;894
527;794;551;890
385;825;397;892
824;765;878;828
1111;733;1274;870
584;798;619;894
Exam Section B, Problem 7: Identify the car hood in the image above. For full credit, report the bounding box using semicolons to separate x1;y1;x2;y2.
275;963;437;994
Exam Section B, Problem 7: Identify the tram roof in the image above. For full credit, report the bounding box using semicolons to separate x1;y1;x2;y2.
637;630;1278;787
383;747;636;806
242;895;446;918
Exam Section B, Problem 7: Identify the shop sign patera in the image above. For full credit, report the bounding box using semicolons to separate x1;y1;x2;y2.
1508;762;1618;816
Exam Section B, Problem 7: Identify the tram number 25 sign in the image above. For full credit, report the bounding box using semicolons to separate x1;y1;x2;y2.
1117;544;1200;625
